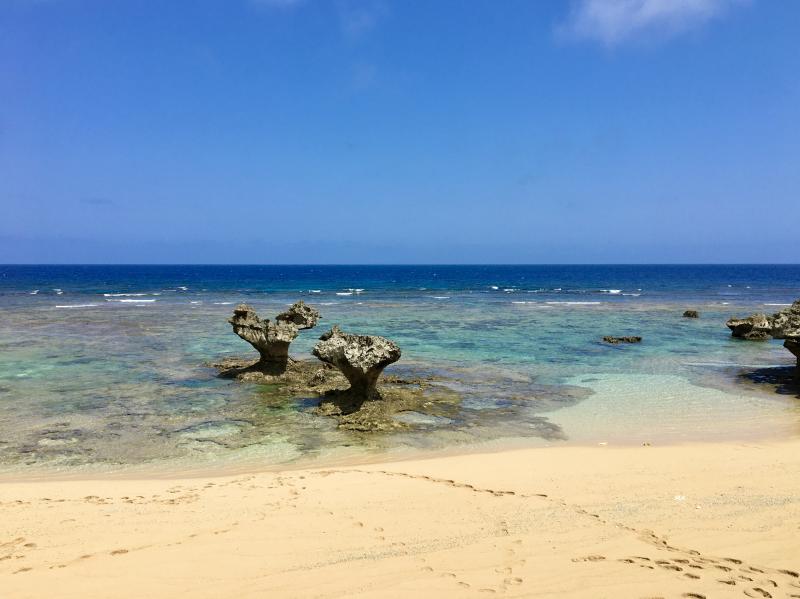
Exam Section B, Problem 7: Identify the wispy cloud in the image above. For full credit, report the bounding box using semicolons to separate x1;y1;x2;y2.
557;0;747;46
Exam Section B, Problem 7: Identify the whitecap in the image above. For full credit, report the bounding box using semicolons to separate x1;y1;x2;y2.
490;286;499;290
55;304;99;309
213;302;233;305
545;301;601;305
503;288;517;292
103;293;149;297
601;289;622;294
336;292;352;296
309;290;321;293
106;298;156;303
432;296;450;300
30;290;39;295
319;302;336;305
622;293;641;297
190;301;202;304
764;303;791;306
178;286;188;291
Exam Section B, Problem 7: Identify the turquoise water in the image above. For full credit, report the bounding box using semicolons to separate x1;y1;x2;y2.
0;265;798;475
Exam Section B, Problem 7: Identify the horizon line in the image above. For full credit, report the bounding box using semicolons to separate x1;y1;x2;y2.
2;263;800;268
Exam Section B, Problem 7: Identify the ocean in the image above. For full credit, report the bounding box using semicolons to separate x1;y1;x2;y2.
1;264;798;476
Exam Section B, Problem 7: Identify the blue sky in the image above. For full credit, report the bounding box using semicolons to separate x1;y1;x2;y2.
1;0;798;263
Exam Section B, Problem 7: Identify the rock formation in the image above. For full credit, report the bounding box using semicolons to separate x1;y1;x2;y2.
770;301;800;339
785;338;800;372
602;336;642;344
726;300;800;371
312;325;401;405
228;301;321;371
725;313;772;340
276;301;320;329
683;310;699;318
726;300;800;341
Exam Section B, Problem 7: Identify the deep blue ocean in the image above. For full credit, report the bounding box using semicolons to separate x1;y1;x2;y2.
1;264;798;475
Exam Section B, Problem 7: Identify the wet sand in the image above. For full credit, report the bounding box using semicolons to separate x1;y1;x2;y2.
2;440;800;598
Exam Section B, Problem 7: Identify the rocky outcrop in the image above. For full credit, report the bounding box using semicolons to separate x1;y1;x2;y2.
726;313;772;340
726;300;800;341
785;339;800;372
228;301;320;371
312;326;401;406
683;310;699;318
602;336;642;344
770;301;800;339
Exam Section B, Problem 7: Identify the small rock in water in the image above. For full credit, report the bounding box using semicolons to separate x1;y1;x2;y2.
683;310;699;318
602;336;642;344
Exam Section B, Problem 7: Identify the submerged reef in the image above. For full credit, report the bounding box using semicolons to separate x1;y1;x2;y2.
228;301;320;372
312;325;402;408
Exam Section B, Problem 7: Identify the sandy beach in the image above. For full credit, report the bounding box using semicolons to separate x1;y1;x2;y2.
3;440;799;598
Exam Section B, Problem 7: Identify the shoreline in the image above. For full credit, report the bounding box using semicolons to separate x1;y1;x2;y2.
2;439;800;597
1;416;798;484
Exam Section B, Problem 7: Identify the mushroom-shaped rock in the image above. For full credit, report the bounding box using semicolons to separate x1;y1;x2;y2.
683;310;699;318
312;326;401;402
228;301;319;369
276;300;320;330
726;313;772;340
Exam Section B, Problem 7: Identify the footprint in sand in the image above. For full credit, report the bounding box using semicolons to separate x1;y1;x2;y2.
743;589;773;598
572;555;606;562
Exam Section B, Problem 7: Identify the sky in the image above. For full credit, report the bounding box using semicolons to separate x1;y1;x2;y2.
1;0;799;264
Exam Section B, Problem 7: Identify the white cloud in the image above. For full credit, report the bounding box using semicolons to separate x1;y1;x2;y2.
558;0;747;46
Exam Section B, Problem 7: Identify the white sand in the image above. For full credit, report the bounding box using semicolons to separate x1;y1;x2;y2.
2;441;800;598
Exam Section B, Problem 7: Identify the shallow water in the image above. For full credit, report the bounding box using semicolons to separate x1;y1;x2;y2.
0;265;798;476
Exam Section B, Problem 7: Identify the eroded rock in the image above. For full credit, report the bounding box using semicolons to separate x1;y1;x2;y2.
276;300;320;330
726;313;772;340
312;325;401;406
771;301;800;339
726;301;800;341
683;310;699;318
228;301;320;371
